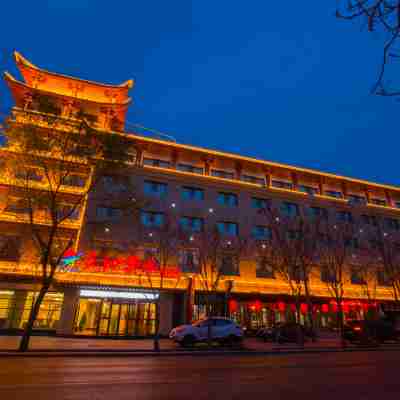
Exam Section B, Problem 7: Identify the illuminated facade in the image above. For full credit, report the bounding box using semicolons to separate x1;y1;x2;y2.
0;52;399;337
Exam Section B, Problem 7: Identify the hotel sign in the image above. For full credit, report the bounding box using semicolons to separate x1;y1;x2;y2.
60;249;181;279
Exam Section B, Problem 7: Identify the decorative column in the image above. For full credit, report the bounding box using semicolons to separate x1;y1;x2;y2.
159;292;174;336
171;150;179;169
235;162;242;180
318;178;324;196
341;182;348;199
264;170;271;188
184;276;195;324
364;187;371;204
203;157;213;176
385;190;393;207
224;280;234;317
291;172;298;191
57;287;80;336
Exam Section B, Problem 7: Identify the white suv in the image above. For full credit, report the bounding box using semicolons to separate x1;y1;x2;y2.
169;317;244;347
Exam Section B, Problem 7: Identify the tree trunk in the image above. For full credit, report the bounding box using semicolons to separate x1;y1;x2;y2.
19;283;50;352
304;281;317;342
294;297;304;347
337;302;346;348
153;301;160;352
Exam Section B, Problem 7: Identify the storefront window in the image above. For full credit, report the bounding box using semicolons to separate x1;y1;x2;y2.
74;298;156;336
19;292;64;330
0;290;14;329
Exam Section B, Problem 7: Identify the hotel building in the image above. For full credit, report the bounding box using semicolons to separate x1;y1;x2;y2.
0;52;398;337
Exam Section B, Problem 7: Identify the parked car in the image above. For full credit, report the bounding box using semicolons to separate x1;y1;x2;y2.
169;317;244;347
257;322;312;343
344;315;400;344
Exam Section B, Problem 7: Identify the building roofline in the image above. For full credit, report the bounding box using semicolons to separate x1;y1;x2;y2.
4;72;132;107
122;130;400;193
14;51;134;90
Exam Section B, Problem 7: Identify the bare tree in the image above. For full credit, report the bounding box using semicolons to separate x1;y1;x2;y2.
317;221;356;345
1;100;140;351
337;1;400;96
258;206;320;341
136;211;183;351
366;224;400;305
189;226;248;345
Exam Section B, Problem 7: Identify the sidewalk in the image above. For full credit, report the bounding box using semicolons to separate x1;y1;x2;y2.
1;335;399;355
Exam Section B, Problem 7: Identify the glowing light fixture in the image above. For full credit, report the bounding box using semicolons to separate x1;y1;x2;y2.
209;208;214;213
80;289;159;300
104;227;110;233
171;203;176;208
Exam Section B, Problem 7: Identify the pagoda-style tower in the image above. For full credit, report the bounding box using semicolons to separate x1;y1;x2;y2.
4;51;134;131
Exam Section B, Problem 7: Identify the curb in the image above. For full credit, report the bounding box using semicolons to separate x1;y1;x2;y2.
1;345;400;357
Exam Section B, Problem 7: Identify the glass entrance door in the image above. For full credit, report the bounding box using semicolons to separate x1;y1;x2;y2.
75;298;157;336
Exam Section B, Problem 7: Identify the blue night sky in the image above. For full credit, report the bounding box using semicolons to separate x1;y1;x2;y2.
0;1;398;185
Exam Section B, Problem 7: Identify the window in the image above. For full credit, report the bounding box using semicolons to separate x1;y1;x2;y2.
350;267;365;285
347;194;366;205
177;163;203;175
218;192;238;207
178;249;199;273
252;226;271;240
215;319;232;327
272;180;293;190
241;175;265;186
216;222;238;236
307;206;328;219
280;202;299;218
101;175;126;192
361;214;378;227
370;198;387;206
141;211;164;227
256;257;274;278
336;210;352;223
211;169;235;180
181;186;204;201
377;269;391;287
325;190;343;199
251;197;270;210
298;185;318;195
385;218;399;231
143;158;171;168
345;238;359;249
180;217;203;232
219;254;239;276
4;199;28;214
321;266;335;283
0;235;21;262
15;168;43;182
63;174;86;188
287;230;302;240
57;205;80;220
289;266;304;281
144;181;168;198
96;206;122;220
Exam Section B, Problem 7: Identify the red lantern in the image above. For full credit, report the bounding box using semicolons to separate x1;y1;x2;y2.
300;303;308;314
290;304;296;312
342;302;350;314
331;302;338;313
229;299;238;313
277;301;286;312
253;300;262;312
321;304;329;313
313;304;320;313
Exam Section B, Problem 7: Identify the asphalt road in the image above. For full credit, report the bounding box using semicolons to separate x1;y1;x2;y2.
0;351;399;400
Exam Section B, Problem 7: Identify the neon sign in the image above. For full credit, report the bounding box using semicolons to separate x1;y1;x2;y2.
59;250;181;278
